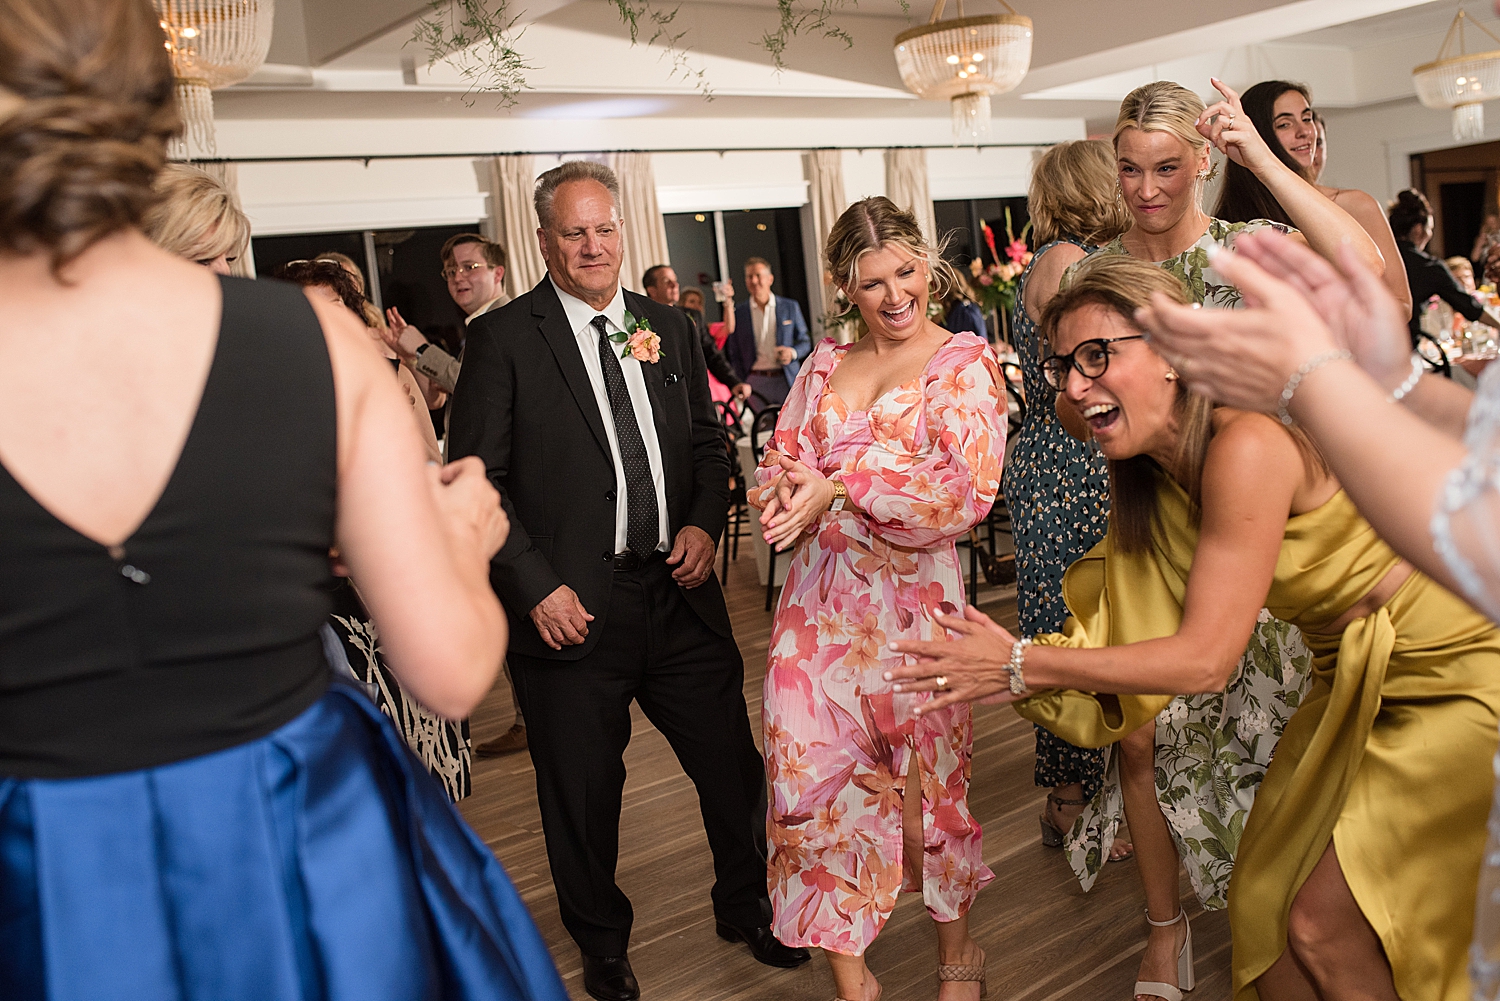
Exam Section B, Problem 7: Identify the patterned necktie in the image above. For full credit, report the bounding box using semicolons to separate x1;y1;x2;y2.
591;315;660;556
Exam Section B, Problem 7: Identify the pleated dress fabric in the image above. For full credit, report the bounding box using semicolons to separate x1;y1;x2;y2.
0;276;566;1001
1015;474;1500;1000
0;681;568;1001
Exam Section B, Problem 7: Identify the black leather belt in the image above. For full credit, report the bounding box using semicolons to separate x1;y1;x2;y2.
611;550;665;572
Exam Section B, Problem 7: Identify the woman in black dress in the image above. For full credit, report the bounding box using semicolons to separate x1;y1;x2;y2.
0;1;563;997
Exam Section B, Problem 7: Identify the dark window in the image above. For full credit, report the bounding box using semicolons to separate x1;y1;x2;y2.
1441;181;1488;260
662;208;811;330
934;197;1031;271
252;223;482;357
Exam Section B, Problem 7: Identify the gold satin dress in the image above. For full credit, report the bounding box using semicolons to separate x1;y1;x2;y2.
1017;474;1500;1000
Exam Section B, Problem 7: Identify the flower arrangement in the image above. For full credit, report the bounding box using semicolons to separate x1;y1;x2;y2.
967;208;1033;318
610;312;661;363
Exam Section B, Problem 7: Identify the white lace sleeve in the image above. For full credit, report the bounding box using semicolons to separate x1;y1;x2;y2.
1431;363;1500;623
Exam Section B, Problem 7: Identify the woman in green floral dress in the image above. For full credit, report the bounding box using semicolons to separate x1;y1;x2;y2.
1003;139;1133;858
1058;77;1384;1000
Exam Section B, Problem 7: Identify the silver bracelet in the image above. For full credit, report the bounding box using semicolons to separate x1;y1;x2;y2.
1007;636;1033;696
1389;352;1424;403
1277;349;1353;426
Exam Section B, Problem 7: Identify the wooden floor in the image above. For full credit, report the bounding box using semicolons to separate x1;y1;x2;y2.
460;552;1231;1001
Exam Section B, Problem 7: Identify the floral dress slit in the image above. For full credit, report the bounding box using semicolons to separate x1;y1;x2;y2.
760;332;1004;955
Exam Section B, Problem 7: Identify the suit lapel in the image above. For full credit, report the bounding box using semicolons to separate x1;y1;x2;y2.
535;280;612;460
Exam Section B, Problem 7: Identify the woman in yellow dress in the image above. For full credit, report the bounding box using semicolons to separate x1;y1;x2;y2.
886;253;1500;1001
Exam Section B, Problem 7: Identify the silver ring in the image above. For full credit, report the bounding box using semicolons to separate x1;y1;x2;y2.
935;675;949;690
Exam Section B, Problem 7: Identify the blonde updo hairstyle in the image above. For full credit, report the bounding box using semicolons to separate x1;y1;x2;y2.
0;0;180;274
1113;81;1214;187
824;196;963;324
141;164;250;266
1028;139;1133;246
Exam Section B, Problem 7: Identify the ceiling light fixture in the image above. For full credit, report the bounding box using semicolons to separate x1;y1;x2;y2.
155;0;275;159
894;0;1032;144
1413;7;1500;142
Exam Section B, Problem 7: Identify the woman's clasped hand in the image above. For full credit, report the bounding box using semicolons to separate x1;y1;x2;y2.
1134;230;1414;413
886;606;1025;712
749;449;837;551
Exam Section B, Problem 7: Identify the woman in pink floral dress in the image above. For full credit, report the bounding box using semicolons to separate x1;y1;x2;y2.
750;197;1005;1001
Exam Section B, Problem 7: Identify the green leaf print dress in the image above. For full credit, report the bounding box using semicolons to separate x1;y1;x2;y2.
1057;217;1313;908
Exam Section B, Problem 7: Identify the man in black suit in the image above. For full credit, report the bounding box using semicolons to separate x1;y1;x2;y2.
449;161;807;1001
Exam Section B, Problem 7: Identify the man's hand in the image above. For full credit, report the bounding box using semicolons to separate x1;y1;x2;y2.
382;306;428;363
775;345;796;366
732;382;753;401
667;525;716;588
529;584;594;650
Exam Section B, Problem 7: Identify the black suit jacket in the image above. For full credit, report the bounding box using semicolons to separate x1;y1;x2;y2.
448;277;734;660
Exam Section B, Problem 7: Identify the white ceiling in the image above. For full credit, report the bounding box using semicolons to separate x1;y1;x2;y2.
213;0;1489;154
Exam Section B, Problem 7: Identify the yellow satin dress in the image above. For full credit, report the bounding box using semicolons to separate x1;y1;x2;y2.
1016;474;1500;1000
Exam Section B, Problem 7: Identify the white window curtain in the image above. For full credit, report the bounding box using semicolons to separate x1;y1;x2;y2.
608;152;671;294
484;155;548;301
883;148;937;247
800;150;848;337
197;161;255;277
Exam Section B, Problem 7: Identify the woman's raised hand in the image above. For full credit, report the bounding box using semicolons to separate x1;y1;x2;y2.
1197;77;1276;173
1136;230;1409;409
429;456;509;563
885;606;1022;714
759;453;835;551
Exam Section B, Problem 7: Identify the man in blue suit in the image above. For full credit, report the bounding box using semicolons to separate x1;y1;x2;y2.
724;257;811;409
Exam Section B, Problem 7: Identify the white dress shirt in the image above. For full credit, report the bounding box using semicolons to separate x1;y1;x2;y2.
549;276;670;554
750;292;779;370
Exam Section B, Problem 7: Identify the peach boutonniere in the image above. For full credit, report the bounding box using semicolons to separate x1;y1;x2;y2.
609;312;661;364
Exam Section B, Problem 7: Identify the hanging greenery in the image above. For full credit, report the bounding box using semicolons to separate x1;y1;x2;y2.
411;0;532;105
607;0;712;97
760;0;857;70
412;0;910;104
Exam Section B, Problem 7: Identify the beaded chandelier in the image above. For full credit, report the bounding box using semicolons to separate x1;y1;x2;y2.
894;0;1032;143
155;0;275;159
1413;8;1500;143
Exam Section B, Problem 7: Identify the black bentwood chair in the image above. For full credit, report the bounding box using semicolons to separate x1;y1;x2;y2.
750;405;782;611
716;399;750;582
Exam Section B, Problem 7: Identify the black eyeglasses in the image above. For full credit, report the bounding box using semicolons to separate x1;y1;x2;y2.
1041;335;1145;391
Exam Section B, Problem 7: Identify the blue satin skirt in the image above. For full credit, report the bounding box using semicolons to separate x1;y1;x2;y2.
0;680;568;1001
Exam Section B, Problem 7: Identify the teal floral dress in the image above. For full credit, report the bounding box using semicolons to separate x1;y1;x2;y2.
1056;217;1314;906
1001;238;1110;800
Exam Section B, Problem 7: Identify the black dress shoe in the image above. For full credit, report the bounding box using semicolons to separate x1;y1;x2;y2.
581;953;639;1001
715;921;811;968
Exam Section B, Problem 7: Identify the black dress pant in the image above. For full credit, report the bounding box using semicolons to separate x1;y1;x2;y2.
509;559;770;957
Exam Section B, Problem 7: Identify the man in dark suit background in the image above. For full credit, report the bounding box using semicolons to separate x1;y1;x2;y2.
723;257;811;409
448;161;807;1001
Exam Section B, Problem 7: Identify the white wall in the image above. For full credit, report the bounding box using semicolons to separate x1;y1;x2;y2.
1318;97;1500;205
239;138;1056;237
238;157;487;235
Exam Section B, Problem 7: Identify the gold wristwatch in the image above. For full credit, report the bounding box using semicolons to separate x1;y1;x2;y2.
829;478;847;513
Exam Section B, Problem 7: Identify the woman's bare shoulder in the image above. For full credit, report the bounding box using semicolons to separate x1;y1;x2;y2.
1024;243;1088;321
1206;409;1306;480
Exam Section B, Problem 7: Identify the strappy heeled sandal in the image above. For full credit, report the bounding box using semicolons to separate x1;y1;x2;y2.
1134;909;1194;1001
938;947;987;998
1039;792;1086;848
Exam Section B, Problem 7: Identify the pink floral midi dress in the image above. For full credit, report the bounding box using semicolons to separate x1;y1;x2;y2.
759;331;1004;955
